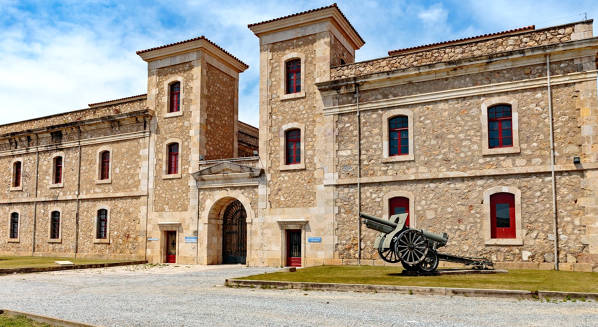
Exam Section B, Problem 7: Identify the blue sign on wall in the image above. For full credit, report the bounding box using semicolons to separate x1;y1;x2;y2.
308;237;322;243
147;237;159;241
185;236;198;243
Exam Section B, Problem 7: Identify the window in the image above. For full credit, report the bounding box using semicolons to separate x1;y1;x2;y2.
389;197;410;227
10;212;19;239
490;192;516;239
389;116;409;156
100;151;110;180
96;209;108;239
53;156;63;184
285;129;301;165
169;82;181;113
285;59;301;94
50;211;60;239
167;143;179;174
488;104;512;148
12;161;22;187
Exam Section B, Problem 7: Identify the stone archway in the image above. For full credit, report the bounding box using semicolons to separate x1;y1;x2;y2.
206;197;248;265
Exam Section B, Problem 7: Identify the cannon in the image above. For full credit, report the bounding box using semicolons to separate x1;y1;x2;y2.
360;213;493;273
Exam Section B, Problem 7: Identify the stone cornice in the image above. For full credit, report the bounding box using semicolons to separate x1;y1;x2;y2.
0;191;148;204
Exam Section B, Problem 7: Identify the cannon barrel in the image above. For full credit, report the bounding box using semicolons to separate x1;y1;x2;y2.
359;213;397;228
359;213;397;234
422;230;449;246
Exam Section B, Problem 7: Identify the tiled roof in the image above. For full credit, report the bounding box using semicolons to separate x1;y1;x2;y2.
136;36;249;69
248;3;365;45
88;94;147;107
388;25;535;56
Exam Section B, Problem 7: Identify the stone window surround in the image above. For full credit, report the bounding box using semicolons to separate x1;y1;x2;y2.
48;208;62;243
49;152;65;189
7;210;20;243
383;191;417;228
276;219;308;267
95;146;112;184
163;76;184;118
94;206;111;244
10;157;23;191
163;138;183;179
280;53;306;100
382;109;415;162
483;186;523;245
279;123;306;171
480;96;520;155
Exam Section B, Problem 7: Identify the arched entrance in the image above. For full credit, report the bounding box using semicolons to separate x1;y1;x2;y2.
221;200;247;264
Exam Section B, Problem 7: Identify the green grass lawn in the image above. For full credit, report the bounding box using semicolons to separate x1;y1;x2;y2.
241;265;598;293
0;314;53;327
0;256;123;269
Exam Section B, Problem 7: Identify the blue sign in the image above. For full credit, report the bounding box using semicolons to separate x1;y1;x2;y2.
147;237;158;241
308;237;322;243
185;236;198;243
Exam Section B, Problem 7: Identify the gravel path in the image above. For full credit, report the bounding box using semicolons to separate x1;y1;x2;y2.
0;264;596;327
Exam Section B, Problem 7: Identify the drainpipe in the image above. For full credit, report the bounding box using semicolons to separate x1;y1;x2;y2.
546;54;559;270
74;127;82;258
144;117;151;262
356;82;362;264
32;134;40;256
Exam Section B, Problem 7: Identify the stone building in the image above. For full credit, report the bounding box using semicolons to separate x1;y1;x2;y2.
1;4;597;271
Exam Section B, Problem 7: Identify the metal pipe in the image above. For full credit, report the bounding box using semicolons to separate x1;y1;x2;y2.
31;134;40;256
144;118;151;262
546;54;559;270
74;127;82;258
356;82;362;264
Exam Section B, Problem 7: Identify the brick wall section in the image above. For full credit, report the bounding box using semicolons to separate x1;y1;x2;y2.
206;63;236;160
330;22;585;79
237;122;258;157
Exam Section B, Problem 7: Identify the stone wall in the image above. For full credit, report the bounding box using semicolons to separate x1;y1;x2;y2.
205;63;236;160
330;35;354;67
330;21;589;79
237;122;259;157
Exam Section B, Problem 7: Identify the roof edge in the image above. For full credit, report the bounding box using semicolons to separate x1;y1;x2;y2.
88;94;147;107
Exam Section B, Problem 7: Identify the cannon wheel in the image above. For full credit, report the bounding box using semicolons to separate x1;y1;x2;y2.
378;235;400;263
395;229;429;265
418;251;439;273
401;261;418;272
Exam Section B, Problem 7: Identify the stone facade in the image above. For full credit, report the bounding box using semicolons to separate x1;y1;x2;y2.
1;4;597;271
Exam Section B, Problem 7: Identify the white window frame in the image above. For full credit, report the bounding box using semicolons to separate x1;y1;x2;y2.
280;53;306;100
279;123;306;171
483;186;523;245
383;191;416;228
164;77;184;118
163;138;183;179
94;206;111;244
382;109;415;162
481;97;520;155
96;146;112;184
50;152;65;189
10;157;23;191
48;209;62;243
8;210;20;243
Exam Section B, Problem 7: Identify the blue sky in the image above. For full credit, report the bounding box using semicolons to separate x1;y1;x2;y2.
1;0;597;127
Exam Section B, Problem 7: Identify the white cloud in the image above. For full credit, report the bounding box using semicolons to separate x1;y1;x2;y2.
418;4;448;25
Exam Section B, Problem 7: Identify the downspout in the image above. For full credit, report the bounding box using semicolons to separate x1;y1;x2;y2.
546;54;559;270
32;134;40;256
74;127;82;258
144;117;151;262
356;82;362;264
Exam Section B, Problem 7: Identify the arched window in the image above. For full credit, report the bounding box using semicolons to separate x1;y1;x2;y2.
53;156;63;184
12;161;22;187
99;151;110;180
488;104;512;148
96;209;108;239
169;82;181;113
389;116;409;156
50;211;60;239
490;192;515;239
167;143;179;174
285;59;301;94
389;197;410;227
285;129;301;165
10;212;19;239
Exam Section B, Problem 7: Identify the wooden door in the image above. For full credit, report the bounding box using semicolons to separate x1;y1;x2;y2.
286;230;301;267
222;200;247;264
165;231;177;263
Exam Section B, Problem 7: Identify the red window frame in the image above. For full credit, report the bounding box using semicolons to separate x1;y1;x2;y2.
53;156;63;184
13;161;21;187
490;192;516;239
10;212;18;239
50;211;60;239
167;143;179;174
285;129;301;165
488;105;513;148
389;116;409;156
96;209;108;239
100;151;110;180
286;59;301;94
389;197;410;227
169;82;181;113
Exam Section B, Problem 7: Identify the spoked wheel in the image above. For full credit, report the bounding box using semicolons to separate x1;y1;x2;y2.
378;235;400;263
395;229;429;265
418;251;439;273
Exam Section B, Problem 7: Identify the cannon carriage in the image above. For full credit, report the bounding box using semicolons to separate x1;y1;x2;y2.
360;213;493;274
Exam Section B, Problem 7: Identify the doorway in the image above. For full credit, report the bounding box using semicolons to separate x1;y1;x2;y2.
222;200;247;264
286;229;301;267
165;231;177;263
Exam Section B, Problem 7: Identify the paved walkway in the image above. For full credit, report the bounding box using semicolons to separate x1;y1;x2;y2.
0;264;596;327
